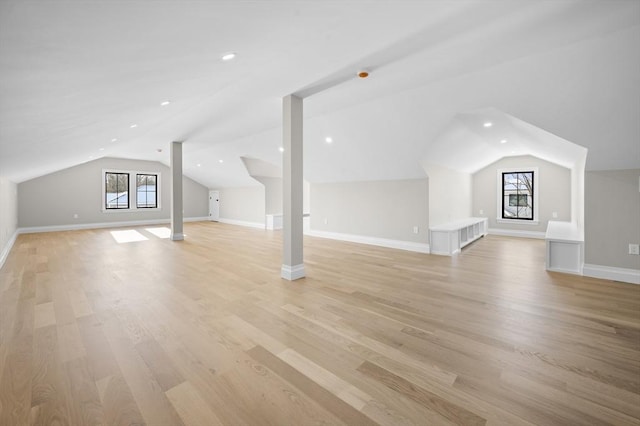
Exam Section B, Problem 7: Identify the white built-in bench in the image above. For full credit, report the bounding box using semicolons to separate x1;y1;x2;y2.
545;221;583;275
429;217;488;256
266;214;283;230
266;213;310;230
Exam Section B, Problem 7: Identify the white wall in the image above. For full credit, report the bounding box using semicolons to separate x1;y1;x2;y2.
472;155;571;234
18;157;209;228
310;178;428;243
252;177;282;215
585;169;640;270
217;186;265;226
0;176;18;268
260;177;309;215
572;155;586;229
423;164;472;228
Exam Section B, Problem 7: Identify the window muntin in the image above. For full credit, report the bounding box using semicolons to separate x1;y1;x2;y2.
502;171;534;220
105;172;130;209
102;169;161;212
136;174;157;208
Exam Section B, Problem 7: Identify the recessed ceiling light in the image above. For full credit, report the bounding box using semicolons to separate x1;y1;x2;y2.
218;159;224;163
160;100;171;106
221;52;236;61
111;138;117;142
99;147;104;151
89;156;94;159
483;122;493;128
197;163;201;167
279;147;284;152
325;137;333;144
511;150;517;154
500;139;507;144
130;124;138;128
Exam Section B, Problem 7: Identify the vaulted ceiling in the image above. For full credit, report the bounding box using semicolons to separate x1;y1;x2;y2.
1;1;638;188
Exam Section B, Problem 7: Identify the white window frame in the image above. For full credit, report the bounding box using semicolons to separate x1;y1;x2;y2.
496;167;539;225
102;169;162;213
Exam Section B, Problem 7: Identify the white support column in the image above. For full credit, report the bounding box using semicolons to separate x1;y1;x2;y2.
170;141;184;241
281;95;305;280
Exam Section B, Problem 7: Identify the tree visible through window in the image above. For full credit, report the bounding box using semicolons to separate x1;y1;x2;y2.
105;172;129;209
136;174;157;208
502;171;534;220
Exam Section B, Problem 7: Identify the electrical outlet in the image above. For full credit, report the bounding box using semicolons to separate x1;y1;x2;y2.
479;209;484;215
323;218;328;225
552;211;558;218
413;226;419;234
73;213;79;219
629;244;640;255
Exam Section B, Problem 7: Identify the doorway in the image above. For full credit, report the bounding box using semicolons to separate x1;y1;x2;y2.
209;190;220;221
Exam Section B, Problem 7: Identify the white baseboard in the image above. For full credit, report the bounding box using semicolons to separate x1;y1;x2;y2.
547;266;583;276
305;229;430;254
0;229;18;270
281;263;305;281
185;216;212;223
217;218;265;230
583;264;640;285
18;216;210;234
488;228;546;239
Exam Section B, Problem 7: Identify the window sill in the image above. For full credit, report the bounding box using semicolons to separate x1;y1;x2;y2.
496;218;539;226
103;208;161;213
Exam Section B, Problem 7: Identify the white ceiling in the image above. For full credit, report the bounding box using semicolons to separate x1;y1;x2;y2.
426;107;588;174
1;0;638;188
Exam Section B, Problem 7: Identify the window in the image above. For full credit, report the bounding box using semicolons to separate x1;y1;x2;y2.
502;171;534;220
102;169;161;212
136;174;157;208
105;172;129;209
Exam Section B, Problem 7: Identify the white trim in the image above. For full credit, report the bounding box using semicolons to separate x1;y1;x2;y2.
185;216;212;223
217;218;265;229
488;227;546;239
547;265;583;275
0;229;18;270
583;264;640;285
496;219;539;226
281;263;306;281
305;229;430;254
18;217;209;234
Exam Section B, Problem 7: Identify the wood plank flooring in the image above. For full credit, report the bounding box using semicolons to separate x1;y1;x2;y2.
0;221;638;425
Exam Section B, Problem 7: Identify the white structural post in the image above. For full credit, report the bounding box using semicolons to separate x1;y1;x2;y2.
281;95;305;280
170;141;184;241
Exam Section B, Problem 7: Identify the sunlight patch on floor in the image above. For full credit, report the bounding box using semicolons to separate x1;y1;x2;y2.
145;227;171;239
110;229;148;243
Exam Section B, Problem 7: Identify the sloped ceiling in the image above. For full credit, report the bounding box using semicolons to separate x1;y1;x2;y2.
241;156;281;179
0;1;638;188
426;108;588;174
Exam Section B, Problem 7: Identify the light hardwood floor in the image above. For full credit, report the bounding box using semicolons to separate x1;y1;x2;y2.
0;222;638;425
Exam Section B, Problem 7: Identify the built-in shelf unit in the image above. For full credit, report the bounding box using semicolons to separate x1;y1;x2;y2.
429;217;488;256
545;220;583;275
